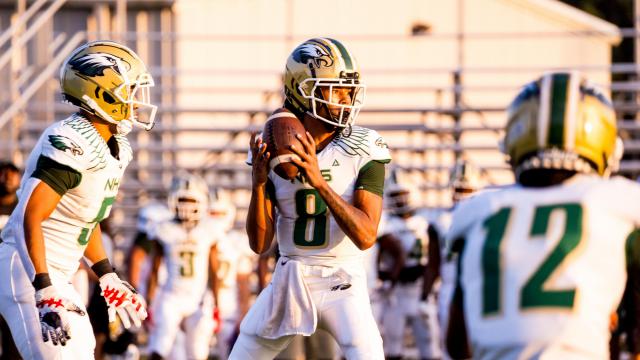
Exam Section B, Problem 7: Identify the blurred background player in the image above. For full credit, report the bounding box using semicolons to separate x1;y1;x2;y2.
207;188;256;359
0;161;21;359
0;40;151;359
446;71;634;359
146;173;221;360
377;182;441;360
367;203;405;330
233;37;390;359
422;159;481;359
128;202;173;299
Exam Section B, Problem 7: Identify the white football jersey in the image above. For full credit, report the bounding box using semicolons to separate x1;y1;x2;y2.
378;212;429;268
448;174;640;359
250;126;391;264
1;114;132;280
216;229;256;319
152;218;221;301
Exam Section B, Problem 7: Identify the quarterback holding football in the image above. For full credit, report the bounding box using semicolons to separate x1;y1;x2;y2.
231;38;390;359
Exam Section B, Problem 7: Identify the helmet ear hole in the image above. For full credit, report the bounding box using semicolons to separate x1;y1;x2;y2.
102;92;116;104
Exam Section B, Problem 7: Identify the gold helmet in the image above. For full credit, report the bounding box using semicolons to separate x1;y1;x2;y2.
284;38;366;128
450;159;480;203
503;71;622;181
60;41;157;133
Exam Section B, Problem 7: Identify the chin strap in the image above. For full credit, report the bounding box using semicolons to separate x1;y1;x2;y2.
116;120;133;136
81;95;132;136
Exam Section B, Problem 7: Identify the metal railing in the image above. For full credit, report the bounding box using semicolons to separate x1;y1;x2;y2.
1;4;639;240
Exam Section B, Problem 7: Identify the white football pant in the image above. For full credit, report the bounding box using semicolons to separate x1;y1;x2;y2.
0;243;95;360
229;262;383;360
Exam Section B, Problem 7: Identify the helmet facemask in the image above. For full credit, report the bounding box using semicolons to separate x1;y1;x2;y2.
169;193;208;224
299;77;366;128
81;71;157;133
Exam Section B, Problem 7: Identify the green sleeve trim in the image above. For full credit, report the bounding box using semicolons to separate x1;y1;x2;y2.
355;160;386;196
31;155;82;196
376;158;391;164
626;228;640;270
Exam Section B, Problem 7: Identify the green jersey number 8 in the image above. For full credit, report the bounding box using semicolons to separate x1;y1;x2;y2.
293;189;329;248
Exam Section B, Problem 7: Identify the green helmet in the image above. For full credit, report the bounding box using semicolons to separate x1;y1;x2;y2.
284;38;365;128
503;72;622;181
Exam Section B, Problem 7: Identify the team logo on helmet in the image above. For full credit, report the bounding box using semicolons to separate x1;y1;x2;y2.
69;53;131;77
292;44;333;69
48;135;84;156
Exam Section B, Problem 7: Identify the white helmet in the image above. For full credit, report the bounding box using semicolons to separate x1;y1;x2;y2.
137;202;173;234
208;188;236;231
450;159;481;203
168;173;209;223
385;182;413;216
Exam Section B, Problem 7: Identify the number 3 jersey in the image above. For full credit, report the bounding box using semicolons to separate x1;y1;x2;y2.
447;174;640;359
250;126;391;264
150;218;221;302
1;114;132;280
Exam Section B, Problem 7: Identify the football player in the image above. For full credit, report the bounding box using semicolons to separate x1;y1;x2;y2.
378;183;441;360
231;38;390;360
0;161;21;359
446;72;635;359
207;188;257;359
146;173;221;360
128;202;174;297
0;41;152;359
422;159;480;359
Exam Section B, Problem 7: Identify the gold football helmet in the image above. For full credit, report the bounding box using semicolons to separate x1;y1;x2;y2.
503;71;622;180
60;41;157;133
284;38;365;128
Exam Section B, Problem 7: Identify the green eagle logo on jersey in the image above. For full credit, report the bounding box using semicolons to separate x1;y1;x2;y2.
48;135;84;156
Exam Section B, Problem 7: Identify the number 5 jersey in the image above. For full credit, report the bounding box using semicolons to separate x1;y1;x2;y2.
1;114;132;280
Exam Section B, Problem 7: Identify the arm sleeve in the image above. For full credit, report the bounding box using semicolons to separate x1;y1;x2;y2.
355;160;386;196
31;155;82;196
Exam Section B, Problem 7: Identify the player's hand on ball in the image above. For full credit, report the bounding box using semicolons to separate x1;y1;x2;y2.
250;132;270;186
290;132;324;188
99;273;147;329
35;285;85;346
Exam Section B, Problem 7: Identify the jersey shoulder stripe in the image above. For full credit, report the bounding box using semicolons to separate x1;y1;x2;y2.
332;126;370;157
331;126;391;163
61;114;110;171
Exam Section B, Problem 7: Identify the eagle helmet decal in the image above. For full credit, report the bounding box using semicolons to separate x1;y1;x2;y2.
60;41;157;133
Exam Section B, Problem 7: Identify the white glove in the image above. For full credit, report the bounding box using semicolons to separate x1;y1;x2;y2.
35;285;85;346
99;273;147;329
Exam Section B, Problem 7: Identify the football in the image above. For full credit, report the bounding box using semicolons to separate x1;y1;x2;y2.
262;109;306;180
